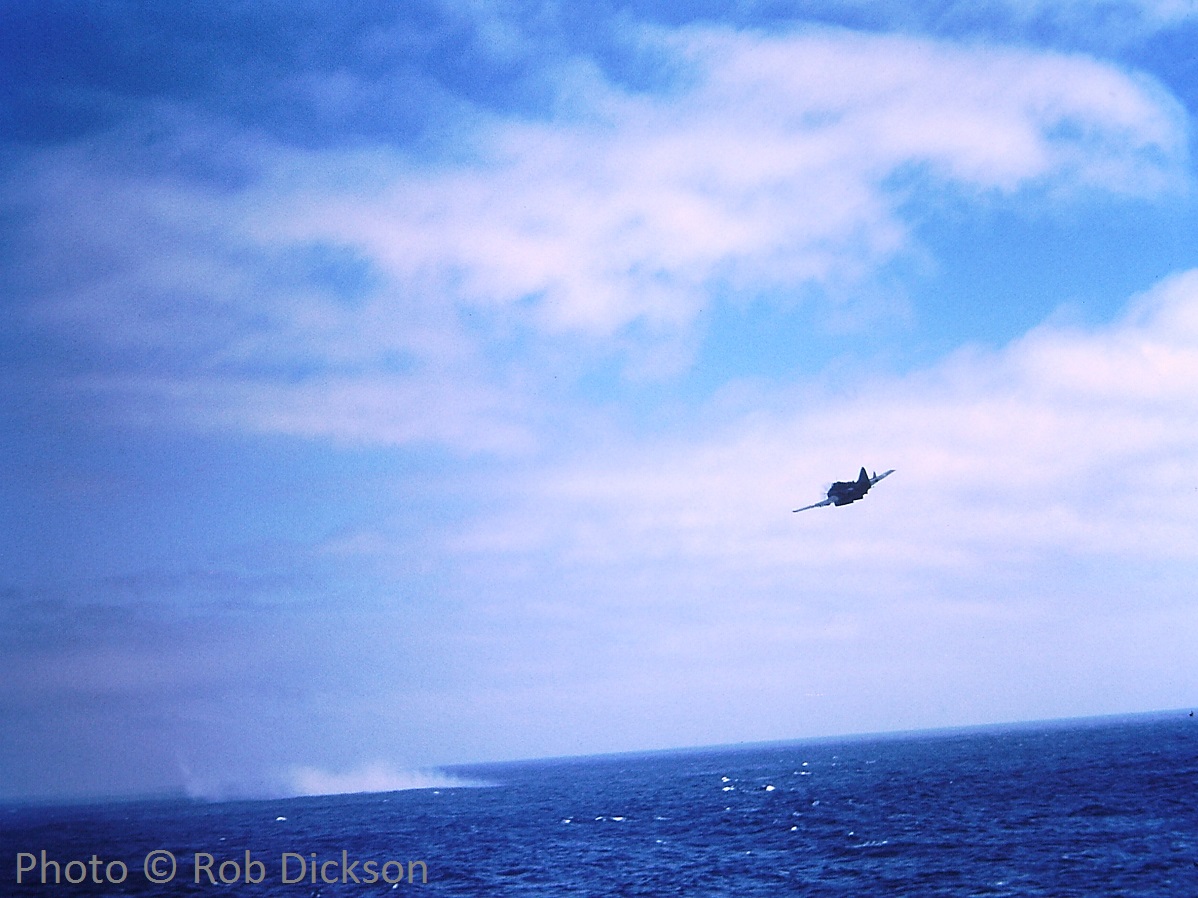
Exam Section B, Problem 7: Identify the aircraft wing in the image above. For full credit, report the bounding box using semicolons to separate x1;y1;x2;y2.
869;469;895;485
792;498;833;512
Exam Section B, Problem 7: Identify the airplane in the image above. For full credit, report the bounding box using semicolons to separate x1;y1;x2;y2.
793;467;894;512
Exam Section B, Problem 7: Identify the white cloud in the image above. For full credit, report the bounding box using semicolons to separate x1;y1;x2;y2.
81;371;536;454
9;23;1190;454
414;270;1198;747
265;26;1187;342
455;269;1198;586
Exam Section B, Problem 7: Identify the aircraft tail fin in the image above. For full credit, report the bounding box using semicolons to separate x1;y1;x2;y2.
858;467;869;485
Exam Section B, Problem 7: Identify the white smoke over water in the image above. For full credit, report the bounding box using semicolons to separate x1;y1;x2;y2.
177;760;487;801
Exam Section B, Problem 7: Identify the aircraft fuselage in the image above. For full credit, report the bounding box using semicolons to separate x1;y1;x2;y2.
792;466;893;512
827;468;872;505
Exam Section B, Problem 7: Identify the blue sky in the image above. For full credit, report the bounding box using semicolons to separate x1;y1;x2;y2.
3;0;1198;802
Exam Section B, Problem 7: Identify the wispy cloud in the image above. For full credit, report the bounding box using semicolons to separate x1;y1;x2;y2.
403;268;1198;750
271;26;1187;339
985;0;1198;33
763;0;1198;43
455;269;1198;585
7;24;1187;453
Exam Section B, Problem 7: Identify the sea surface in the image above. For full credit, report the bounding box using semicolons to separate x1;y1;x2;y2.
4;712;1196;896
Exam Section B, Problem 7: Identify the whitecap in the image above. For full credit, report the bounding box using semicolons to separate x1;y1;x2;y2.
853;839;890;849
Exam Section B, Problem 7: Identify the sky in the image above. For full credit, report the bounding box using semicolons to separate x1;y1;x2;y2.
2;0;1198;803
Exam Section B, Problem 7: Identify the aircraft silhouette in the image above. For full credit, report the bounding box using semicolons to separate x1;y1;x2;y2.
793;467;894;512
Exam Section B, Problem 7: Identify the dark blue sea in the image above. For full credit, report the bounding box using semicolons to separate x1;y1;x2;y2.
4;713;1196;896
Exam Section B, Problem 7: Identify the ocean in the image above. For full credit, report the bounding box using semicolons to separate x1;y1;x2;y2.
4;712;1195;896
